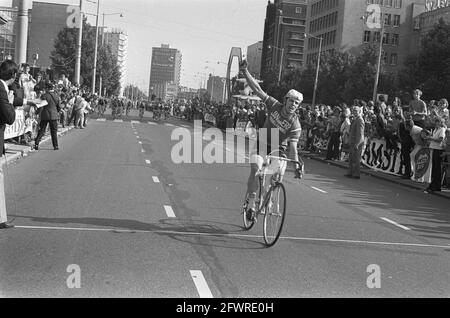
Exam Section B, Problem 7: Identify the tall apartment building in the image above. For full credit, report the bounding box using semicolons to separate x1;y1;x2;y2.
104;29;128;97
149;44;182;101
261;0;308;82
305;0;427;75
247;41;263;79
206;75;226;103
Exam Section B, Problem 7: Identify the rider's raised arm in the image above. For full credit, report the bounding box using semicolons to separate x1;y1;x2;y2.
239;60;268;102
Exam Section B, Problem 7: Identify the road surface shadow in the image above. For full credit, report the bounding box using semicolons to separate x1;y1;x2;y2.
10;214;266;250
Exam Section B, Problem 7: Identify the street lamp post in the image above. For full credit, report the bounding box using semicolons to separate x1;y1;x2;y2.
268;45;284;85
305;33;323;108
74;0;83;86
372;12;385;103
91;0;100;95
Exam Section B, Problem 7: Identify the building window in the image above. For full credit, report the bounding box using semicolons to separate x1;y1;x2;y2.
382;51;388;64
383;33;389;44
290;32;304;40
391;33;399;45
385;0;393;7
363;30;371;43
373;31;381;43
390;53;398;65
393;14;400;27
384;13;391;26
295;7;302;14
394;0;402;8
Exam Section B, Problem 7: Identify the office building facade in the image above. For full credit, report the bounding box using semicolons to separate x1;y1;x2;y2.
149;44;182;101
305;0;427;75
104;29;128;97
261;0;308;82
206;75;226;103
247;41;263;79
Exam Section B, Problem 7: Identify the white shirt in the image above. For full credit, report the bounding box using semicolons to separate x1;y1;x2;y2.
429;127;445;150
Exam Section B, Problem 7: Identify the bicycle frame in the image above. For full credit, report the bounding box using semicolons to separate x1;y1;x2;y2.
253;149;302;215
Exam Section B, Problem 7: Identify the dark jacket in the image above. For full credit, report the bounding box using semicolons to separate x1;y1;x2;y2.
8;82;24;107
349;115;365;148
39;91;61;121
0;81;16;155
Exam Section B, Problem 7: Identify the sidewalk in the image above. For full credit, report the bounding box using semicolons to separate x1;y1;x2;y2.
305;152;450;201
3;125;74;165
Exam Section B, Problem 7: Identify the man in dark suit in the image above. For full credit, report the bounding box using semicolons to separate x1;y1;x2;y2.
0;60;19;229
345;106;365;179
34;81;61;150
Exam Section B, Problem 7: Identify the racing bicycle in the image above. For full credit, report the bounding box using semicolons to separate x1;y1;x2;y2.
242;150;304;247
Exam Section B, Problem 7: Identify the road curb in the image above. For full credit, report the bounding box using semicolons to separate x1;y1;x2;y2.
308;154;450;200
4;125;74;165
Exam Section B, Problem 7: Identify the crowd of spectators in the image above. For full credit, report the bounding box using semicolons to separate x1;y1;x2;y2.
168;90;449;190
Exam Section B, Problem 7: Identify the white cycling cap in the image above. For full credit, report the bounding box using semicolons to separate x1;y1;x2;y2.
285;89;303;102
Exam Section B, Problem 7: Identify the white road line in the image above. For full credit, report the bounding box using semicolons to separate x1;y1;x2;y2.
311;186;327;194
164;123;174;127
148;122;156;125
181;125;190;128
145;159;151;164
190;270;213;298
152;176;160;183
113;119;123;122
136;136;139;139
131;120;139;124
141;149;145;153
138;141;142;144
164;205;176;218
380;217;411;230
14;226;450;249
96;118;106;122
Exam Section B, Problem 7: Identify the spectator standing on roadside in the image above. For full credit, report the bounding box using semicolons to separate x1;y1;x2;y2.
0;60;19;229
345;106;365;179
34;81;61;150
409;89;427;128
424;117;446;193
325;107;342;161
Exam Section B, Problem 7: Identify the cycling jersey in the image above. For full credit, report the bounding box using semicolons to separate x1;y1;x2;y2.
256;96;302;155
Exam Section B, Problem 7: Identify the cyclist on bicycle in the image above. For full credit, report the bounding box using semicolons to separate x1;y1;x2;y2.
239;60;303;217
139;100;145;119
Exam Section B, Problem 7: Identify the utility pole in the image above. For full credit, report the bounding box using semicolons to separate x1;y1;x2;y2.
74;0;83;86
373;12;385;103
91;0;100;94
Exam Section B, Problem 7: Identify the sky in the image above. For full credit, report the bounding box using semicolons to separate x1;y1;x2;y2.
1;0;267;93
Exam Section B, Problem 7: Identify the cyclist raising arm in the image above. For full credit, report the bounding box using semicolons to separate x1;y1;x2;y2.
239;60;303;215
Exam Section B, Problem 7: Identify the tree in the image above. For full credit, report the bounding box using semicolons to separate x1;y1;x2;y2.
315;50;354;105
398;18;450;101
50;17;121;95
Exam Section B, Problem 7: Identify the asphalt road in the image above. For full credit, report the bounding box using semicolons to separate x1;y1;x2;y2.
1;109;449;298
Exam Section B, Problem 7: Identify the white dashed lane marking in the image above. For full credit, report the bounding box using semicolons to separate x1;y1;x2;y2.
164;205;176;218
138;141;142;144
311;186;327;194
145;159;151;164
96;118;106;122
190;270;213;298
152;176;160;183
380;217;411;230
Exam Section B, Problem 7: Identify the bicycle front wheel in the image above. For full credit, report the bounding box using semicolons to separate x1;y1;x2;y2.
263;183;286;247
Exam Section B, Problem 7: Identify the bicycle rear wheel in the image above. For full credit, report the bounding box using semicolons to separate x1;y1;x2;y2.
263;183;286;247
